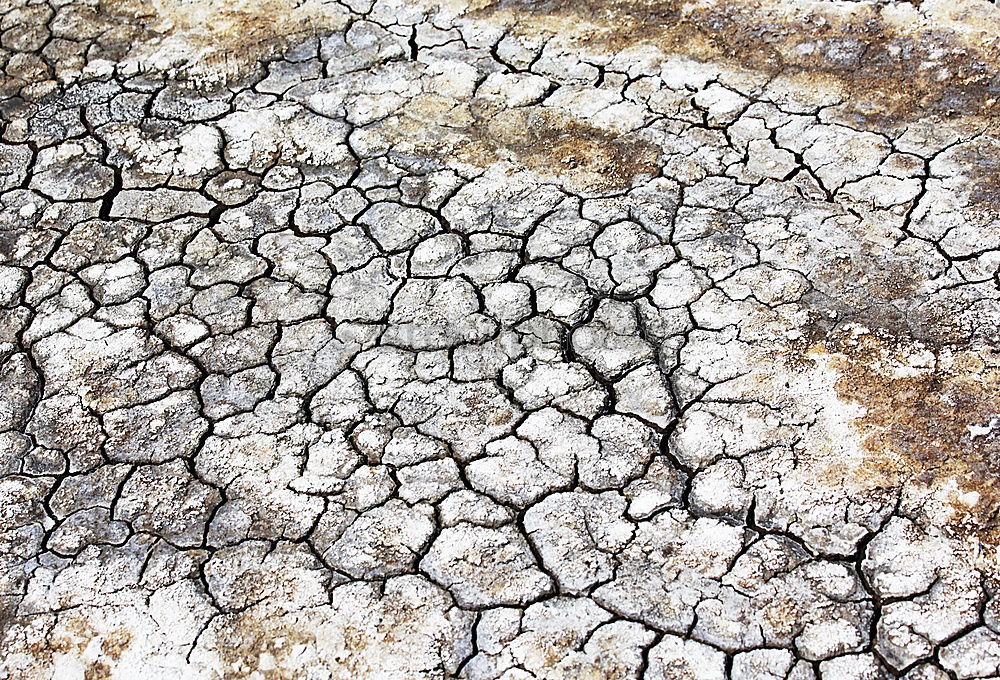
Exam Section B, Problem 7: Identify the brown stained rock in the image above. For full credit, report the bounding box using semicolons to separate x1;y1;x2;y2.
468;105;661;193
812;327;1000;543
480;0;1000;127
5;0;1000;677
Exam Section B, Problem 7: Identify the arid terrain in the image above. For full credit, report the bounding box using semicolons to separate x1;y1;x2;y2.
2;0;1000;677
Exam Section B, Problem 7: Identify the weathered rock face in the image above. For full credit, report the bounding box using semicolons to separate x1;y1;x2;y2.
3;0;1000;677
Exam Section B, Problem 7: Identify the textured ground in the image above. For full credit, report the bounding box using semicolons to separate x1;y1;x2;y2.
2;0;1000;677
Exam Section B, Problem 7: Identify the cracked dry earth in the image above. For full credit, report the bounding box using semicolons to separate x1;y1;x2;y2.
5;0;1000;679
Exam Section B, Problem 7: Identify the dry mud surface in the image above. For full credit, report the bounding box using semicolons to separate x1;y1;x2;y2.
2;0;1000;677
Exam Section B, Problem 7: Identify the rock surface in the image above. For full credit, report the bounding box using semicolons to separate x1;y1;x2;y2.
2;0;1000;677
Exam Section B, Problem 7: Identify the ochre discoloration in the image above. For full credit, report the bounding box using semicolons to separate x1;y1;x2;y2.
210;596;441;679
80;0;1000;128
947;136;1000;224
98;0;349;83
100;630;133;661
83;662;112;680
214;614;319;680
811;327;1000;542
28;618;136;679
761;598;803;641
481;0;1000;126
392;97;661;193
471;106;661;192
